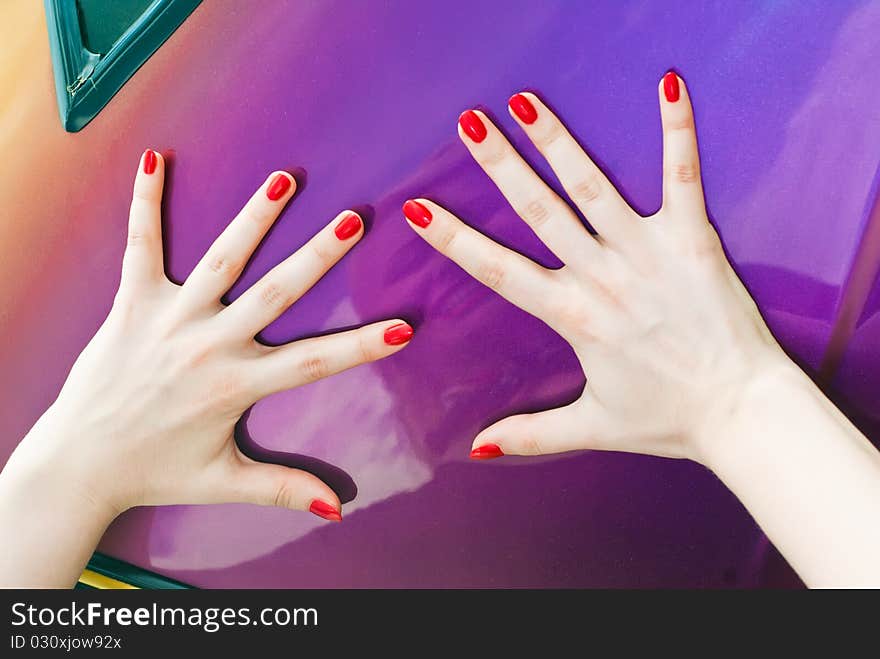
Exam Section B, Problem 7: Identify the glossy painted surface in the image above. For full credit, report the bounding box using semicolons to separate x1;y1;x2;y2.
834;254;880;453
2;1;880;587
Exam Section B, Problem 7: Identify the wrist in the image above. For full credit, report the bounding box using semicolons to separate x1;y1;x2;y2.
0;417;120;587
3;408;124;526
689;350;810;472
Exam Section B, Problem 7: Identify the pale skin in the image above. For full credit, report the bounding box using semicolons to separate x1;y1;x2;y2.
1;74;879;589
0;155;414;587
402;75;880;588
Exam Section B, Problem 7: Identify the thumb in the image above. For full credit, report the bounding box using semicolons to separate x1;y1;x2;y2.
228;460;343;522
470;399;603;459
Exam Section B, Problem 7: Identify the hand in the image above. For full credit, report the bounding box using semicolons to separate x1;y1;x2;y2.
7;151;413;522
403;73;790;465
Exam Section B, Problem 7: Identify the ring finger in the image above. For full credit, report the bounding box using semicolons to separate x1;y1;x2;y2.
220;210;365;338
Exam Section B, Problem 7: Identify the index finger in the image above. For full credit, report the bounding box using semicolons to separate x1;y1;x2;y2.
658;72;706;219
402;198;558;319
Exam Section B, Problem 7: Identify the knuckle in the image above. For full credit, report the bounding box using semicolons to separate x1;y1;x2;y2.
127;230;149;247
521;433;543;456
689;230;723;262
589;274;625;310
665;114;695;132
555;305;594;337
209;372;245;410
247;207;274;227
110;293;135;323
666;163;700;184
299;354;331;383
186;343;215;368
482;145;514;168
132;188;156;203
546;287;596;338
311;241;335;266
519;198;553;228
433;227;457;253
358;334;378;364
272;480;297;509
475;261;506;291
207;253;239;276
259;282;289;309
569;174;603;204
536;123;565;150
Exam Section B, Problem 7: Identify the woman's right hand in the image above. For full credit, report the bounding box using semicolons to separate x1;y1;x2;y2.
403;74;793;466
400;74;880;588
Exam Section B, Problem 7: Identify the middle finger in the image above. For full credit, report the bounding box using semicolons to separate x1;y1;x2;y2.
457;109;600;267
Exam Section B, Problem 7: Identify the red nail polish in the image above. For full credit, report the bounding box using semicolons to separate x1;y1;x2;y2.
334;213;362;240
509;93;538;124
266;173;292;201
458;110;487;143
663;72;680;103
309;499;342;522
143;149;157;175
384;322;413;346
470;443;504;460
403;199;432;228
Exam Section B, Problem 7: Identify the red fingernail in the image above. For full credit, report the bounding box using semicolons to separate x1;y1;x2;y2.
470;443;504;460
143;149;157;175
266;173;292;201
334;213;362;240
403;199;432;228
509;93;538;124
384;322;414;346
458;110;487;143
663;72;680;103
309;499;342;522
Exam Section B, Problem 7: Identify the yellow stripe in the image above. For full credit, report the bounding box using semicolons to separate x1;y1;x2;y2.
78;569;139;589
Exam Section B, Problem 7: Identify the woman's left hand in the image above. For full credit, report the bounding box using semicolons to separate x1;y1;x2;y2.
0;152;412;586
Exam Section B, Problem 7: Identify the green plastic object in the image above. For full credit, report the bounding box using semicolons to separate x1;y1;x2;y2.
44;0;202;132
80;552;191;589
77;0;157;55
